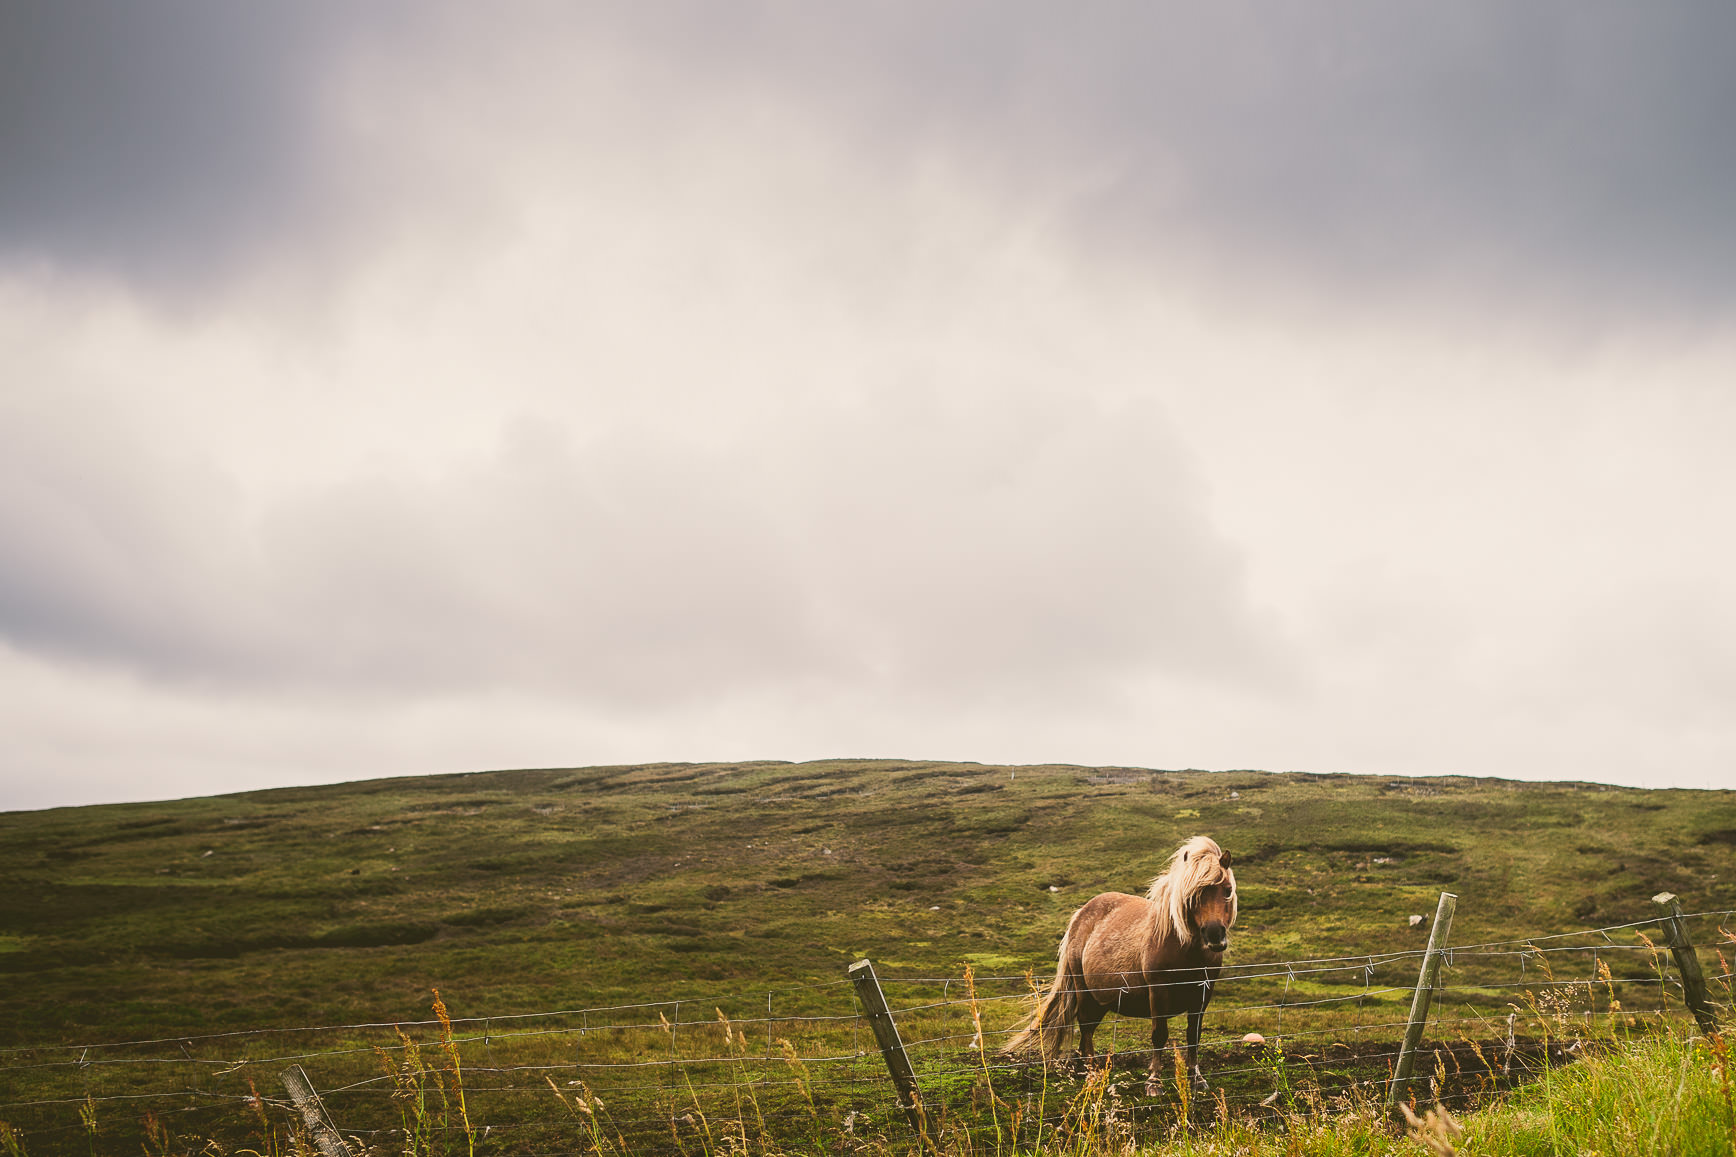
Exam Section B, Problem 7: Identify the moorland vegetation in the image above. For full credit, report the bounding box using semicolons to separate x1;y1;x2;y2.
3;760;1734;1154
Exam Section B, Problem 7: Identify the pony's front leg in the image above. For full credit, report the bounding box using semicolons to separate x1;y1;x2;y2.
1185;1011;1208;1093
1144;1016;1169;1096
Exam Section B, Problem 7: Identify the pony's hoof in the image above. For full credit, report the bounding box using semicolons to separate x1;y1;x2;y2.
1192;1077;1211;1096
1144;1078;1162;1097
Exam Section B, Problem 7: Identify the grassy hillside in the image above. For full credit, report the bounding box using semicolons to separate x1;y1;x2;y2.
5;760;1732;1044
3;760;1734;1154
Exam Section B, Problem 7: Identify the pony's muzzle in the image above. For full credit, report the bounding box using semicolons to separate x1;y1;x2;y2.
1202;921;1229;953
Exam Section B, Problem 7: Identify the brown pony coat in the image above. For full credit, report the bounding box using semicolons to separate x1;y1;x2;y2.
1004;835;1237;1092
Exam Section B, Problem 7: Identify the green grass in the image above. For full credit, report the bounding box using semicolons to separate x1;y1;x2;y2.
1471;1029;1735;1155
2;759;1734;1154
1134;1030;1736;1156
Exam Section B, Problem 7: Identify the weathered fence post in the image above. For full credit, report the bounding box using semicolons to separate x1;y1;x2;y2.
848;958;928;1139
1386;890;1458;1114
280;1064;355;1157
1652;892;1720;1035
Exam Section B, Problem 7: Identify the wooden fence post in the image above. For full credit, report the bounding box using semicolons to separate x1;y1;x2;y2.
280;1064;355;1157
1652;892;1720;1035
848;958;928;1139
1386;891;1458;1115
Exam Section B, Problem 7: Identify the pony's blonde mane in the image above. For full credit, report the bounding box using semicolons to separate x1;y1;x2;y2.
1146;835;1237;947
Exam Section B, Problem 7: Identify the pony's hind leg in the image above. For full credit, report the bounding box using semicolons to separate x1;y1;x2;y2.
1145;1016;1170;1096
1074;1000;1108;1077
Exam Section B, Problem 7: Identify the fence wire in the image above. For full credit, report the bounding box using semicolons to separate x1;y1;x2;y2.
4;910;1731;1154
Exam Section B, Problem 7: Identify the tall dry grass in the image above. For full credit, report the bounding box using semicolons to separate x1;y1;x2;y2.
4;961;1730;1157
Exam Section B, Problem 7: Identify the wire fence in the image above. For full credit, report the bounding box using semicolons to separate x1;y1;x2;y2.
4;909;1732;1154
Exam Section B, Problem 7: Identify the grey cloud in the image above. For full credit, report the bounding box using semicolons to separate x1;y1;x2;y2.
0;393;1288;709
625;2;1736;319
6;2;1734;316
0;2;385;293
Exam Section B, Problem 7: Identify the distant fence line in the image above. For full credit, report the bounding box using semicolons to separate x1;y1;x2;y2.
3;906;1731;1152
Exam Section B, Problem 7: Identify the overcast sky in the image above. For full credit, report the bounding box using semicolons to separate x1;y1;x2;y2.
4;3;1735;811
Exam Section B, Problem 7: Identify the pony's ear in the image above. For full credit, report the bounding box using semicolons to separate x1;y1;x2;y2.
1221;850;1234;868
1181;851;1189;862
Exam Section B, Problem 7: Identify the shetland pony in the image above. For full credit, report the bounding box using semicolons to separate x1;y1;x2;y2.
1004;835;1237;1094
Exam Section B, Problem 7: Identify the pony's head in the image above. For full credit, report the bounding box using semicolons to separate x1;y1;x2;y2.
1146;835;1238;953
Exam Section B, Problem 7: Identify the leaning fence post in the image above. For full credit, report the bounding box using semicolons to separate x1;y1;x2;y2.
1386;890;1458;1115
1652;892;1720;1035
848;958;928;1139
280;1064;355;1157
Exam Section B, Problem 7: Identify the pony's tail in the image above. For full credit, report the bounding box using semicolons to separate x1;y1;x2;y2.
1001;929;1082;1062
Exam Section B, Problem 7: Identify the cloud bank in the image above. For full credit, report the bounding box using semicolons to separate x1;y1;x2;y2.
2;4;1734;808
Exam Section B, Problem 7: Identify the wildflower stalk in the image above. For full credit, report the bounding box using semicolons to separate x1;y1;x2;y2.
431;989;475;1157
963;963;1006;1149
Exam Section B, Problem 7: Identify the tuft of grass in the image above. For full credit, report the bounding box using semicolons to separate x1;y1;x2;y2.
430;989;476;1157
378;991;478;1156
1133;1029;1733;1157
545;1075;625;1155
1469;1030;1731;1156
